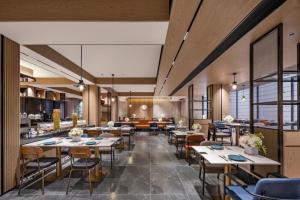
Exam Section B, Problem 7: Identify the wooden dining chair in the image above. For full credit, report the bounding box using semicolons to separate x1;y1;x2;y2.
98;133;116;161
208;123;233;145
184;134;205;163
19;146;59;195
84;129;101;137
66;147;101;195
111;129;124;149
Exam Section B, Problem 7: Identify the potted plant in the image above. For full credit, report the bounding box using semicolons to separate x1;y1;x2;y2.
239;132;266;155
107;121;114;128
192;123;202;132
69;128;83;142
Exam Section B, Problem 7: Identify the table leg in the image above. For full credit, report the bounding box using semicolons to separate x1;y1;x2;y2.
235;126;240;146
95;147;100;177
110;146;113;169
224;164;231;200
56;147;62;177
128;134;131;150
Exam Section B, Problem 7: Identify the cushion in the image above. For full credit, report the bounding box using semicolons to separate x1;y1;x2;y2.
225;185;255;200
26;157;59;169
72;158;99;169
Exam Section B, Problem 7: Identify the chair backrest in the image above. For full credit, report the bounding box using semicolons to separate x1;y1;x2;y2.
114;122;122;127
214;122;226;129
69;147;91;159
200;140;221;146
101;132;114;138
20;146;44;160
254;178;300;199
84;129;101;137
150;123;158;128
111;129;122;137
186;135;205;146
81;133;89;138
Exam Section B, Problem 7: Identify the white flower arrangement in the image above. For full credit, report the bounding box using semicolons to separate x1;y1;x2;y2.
178;119;184;127
107;121;114;127
125;117;130;122
69;128;83;137
223;115;234;123
192;123;202;130
239;132;266;155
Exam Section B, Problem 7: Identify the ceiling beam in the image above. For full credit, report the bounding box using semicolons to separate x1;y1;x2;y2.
118;92;154;96
0;0;169;21
34;77;76;85
49;87;82;96
25;45;96;84
96;77;157;85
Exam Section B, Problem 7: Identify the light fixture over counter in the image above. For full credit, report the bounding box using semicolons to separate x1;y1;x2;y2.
111;74;116;102
74;45;86;91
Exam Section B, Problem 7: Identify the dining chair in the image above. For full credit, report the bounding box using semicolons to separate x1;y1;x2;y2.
149;122;159;135
225;176;300;200
66;147;101;195
208;123;233;145
98;133;115;161
184;134;205;163
198;140;224;195
19;146;59;195
111;129;124;149
84;129;101;137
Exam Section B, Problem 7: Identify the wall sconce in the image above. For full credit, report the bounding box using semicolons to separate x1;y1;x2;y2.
141;105;147;111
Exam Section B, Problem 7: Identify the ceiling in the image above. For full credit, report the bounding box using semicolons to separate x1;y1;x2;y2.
175;0;300;97
49;44;162;77
0;22;169;94
0;22;168;44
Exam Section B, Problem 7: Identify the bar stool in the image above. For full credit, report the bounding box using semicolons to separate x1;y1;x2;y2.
19;146;59;195
66;147;101;195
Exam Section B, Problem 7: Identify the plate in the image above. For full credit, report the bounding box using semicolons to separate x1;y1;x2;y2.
85;141;97;145
95;137;103;140
43;141;56;145
210;144;224;150
228;154;247;162
65;137;72;139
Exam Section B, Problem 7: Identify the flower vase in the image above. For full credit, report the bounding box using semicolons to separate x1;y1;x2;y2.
244;146;258;155
72;136;81;142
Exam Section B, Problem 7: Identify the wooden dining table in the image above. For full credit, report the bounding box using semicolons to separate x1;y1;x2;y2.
192;145;280;199
22;137;121;181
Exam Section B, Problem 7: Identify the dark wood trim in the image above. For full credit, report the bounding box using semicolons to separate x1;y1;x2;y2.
49;87;82;97
25;45;96;84
170;0;286;96
0;0;169;21
235;90;238;119
96;77;156;85
117;92;154;96
0;35;3;195
188;84;194;129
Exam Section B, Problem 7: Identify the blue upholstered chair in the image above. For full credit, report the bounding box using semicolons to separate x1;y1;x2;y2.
225;178;300;200
211;122;233;145
149;122;159;135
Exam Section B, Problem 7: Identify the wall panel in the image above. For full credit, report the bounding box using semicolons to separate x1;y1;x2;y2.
1;35;20;193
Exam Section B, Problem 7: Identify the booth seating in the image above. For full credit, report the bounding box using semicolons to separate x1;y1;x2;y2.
135;120;150;130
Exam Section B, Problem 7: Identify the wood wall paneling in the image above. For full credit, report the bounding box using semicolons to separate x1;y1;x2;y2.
97;77;156;85
283;131;300;178
1;35;20;193
82;85;100;126
127;98;153;120
0;0;169;21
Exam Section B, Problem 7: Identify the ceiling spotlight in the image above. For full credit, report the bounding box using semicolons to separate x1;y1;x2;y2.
231;73;238;90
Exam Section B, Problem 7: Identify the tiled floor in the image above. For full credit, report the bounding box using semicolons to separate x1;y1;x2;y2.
1;132;223;200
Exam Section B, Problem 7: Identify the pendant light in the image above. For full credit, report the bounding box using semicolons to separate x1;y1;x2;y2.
241;85;246;101
231;73;238;90
74;45;86;91
129;90;132;107
111;74;115;102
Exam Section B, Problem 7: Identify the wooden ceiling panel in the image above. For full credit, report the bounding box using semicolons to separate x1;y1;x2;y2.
162;0;260;96
174;0;300;96
0;0;169;21
155;0;201;94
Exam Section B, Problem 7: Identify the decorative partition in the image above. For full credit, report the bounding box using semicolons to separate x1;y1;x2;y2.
0;35;20;193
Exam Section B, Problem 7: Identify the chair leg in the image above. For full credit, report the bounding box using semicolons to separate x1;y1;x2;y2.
202;168;206;195
18;166;25;196
41;170;45;195
88;169;93;196
66;169;73;195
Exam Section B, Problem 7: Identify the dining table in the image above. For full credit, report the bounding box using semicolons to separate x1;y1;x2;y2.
22;136;121;181
192;145;280;199
85;126;134;150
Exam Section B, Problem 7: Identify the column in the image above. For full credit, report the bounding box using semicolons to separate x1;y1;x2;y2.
82;85;100;126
